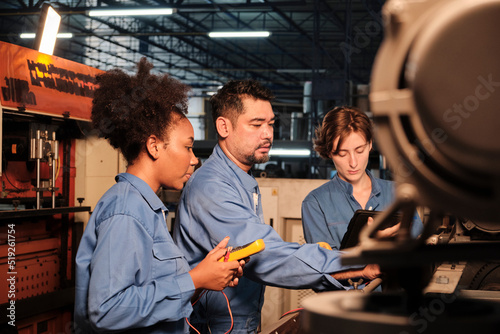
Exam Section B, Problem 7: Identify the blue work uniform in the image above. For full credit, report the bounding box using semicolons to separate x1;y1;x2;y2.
173;145;362;334
74;173;195;334
301;170;423;250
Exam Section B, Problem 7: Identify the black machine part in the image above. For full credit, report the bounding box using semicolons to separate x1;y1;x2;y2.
303;0;500;332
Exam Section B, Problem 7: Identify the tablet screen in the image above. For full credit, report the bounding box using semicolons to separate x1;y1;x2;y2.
340;210;401;249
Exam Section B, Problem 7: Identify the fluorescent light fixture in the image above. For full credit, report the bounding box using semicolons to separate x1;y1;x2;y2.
88;8;174;16
21;33;73;39
269;148;311;157
20;33;36;39
37;4;61;55
57;33;73;38
208;31;271;38
205;86;223;96
277;69;326;73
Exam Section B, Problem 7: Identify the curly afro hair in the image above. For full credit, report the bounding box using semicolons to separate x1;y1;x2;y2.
91;57;191;164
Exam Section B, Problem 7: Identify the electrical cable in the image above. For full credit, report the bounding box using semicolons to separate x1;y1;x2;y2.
185;291;204;334
279;308;303;320
55;157;61;180
186;290;234;334
186;248;237;333
220;290;233;334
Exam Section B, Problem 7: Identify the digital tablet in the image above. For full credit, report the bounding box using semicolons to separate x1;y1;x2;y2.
340;210;401;249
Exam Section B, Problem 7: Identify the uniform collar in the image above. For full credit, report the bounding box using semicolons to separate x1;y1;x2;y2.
332;169;381;197
213;144;259;192
115;173;167;212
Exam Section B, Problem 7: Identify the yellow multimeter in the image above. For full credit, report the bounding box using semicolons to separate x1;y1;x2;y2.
316;242;332;250
219;239;266;262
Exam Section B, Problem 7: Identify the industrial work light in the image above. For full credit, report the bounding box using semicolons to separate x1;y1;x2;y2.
34;3;61;55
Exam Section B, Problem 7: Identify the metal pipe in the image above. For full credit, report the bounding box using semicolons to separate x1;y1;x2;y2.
36;130;41;210
51;132;57;208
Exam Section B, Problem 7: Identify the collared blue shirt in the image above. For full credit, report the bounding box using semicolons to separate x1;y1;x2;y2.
74;173;195;334
173;145;361;334
302;170;423;250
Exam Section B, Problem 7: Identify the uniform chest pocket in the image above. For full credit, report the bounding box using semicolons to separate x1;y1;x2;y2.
152;241;185;279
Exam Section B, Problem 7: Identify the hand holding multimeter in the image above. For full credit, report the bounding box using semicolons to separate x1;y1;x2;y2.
190;237;261;292
188;239;265;333
219;239;266;262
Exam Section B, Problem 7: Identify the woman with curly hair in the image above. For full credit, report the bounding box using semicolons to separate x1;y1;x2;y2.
74;58;243;334
301;106;423;251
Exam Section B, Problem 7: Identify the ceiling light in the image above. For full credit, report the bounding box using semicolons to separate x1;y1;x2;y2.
269;148;311;157
35;4;61;55
88;8;174;17
208;31;271;38
20;33;73;39
57;33;73;38
20;33;36;39
276;69;326;73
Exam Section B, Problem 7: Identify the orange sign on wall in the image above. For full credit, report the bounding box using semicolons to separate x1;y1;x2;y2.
0;41;104;121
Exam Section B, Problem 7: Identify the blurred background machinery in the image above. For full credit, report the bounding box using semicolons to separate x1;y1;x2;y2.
302;0;500;333
0;42;98;333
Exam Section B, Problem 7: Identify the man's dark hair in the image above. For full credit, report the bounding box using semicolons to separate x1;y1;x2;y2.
91;57;191;164
210;79;274;129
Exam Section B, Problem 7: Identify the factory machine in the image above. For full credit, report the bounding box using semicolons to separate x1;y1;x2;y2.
0;41;102;333
2;1;500;333
301;0;500;333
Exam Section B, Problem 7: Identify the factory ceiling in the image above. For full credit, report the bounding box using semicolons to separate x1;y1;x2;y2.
0;0;385;101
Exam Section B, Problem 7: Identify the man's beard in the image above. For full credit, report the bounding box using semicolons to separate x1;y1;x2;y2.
245;141;272;165
246;152;270;165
